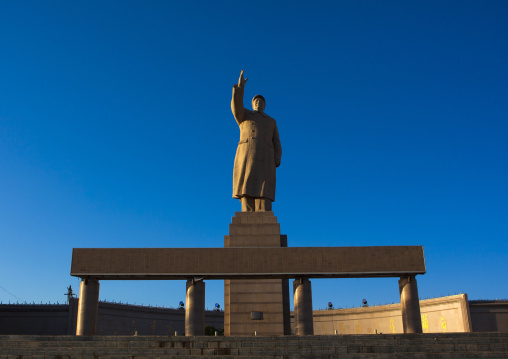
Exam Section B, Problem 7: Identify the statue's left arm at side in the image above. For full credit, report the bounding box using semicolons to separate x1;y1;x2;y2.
231;70;248;125
273;122;282;167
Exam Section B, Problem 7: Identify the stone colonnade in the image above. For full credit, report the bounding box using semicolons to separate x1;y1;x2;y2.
75;275;422;336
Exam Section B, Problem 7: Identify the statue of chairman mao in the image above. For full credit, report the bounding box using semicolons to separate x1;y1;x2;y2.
231;70;282;212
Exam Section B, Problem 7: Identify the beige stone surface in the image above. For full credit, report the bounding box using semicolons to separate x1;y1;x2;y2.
399;275;422;333
185;280;205;336
224;211;288;336
294;278;314;335
231;71;281;205
310;294;471;335
76;279;99;336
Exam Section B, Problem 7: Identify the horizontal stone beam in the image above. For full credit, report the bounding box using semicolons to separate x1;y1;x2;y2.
71;246;425;280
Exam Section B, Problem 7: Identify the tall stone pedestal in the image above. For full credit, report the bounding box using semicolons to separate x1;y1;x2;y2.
224;211;290;336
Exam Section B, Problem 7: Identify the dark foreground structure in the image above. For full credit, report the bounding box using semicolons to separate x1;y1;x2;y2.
1;333;508;358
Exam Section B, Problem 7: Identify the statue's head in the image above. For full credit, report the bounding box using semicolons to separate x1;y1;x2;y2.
252;95;265;112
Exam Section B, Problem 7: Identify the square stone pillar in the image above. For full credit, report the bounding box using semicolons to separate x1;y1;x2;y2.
224;211;290;336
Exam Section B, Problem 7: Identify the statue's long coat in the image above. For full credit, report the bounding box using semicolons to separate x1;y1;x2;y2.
231;85;282;201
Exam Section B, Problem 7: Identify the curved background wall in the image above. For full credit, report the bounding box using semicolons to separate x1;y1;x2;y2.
2;294;507;335
298;294;472;335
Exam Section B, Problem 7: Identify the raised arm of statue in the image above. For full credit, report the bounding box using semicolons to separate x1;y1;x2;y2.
231;70;248;125
237;69;248;88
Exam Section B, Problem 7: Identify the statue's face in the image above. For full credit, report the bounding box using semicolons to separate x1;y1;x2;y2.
252;98;265;112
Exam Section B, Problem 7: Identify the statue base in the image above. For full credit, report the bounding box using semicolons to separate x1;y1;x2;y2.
224;211;290;336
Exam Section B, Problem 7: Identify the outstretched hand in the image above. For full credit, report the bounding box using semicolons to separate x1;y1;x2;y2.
237;70;248;88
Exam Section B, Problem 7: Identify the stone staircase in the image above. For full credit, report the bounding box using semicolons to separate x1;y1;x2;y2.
0;333;507;358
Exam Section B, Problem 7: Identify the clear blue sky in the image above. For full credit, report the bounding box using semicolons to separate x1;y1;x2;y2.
1;1;507;311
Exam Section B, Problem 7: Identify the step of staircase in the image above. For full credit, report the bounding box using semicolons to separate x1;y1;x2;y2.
0;333;507;358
